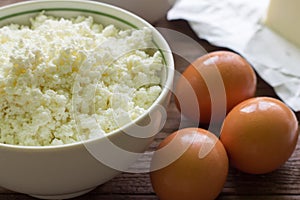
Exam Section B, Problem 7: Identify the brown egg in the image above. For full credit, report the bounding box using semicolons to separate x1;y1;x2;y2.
220;97;299;174
150;128;229;200
175;51;257;124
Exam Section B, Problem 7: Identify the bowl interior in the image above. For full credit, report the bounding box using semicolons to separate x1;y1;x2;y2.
0;0;174;148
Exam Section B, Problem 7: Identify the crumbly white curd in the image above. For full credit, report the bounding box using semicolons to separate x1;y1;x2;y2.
0;13;164;146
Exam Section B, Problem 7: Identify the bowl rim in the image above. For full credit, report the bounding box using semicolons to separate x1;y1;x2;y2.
0;0;174;150
0;0;138;28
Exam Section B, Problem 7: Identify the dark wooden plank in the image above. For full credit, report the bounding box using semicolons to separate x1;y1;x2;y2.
75;194;158;200
2;194;300;200
218;195;300;200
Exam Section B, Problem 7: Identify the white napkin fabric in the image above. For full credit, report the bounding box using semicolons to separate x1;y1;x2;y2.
168;0;300;111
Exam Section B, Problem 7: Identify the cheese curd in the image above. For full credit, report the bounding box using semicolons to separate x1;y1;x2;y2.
0;13;164;146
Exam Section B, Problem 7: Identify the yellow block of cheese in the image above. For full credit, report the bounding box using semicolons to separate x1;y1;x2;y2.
264;0;300;47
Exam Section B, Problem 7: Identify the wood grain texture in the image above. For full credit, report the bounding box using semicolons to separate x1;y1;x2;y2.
1;0;300;200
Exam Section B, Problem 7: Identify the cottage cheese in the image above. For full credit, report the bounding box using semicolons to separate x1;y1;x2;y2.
0;13;164;146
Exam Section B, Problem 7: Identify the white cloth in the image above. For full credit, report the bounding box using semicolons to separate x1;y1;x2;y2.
168;0;300;111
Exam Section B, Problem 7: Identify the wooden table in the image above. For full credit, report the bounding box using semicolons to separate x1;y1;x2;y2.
1;0;300;199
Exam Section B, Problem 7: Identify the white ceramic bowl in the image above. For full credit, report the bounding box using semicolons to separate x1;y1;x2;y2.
0;0;174;199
